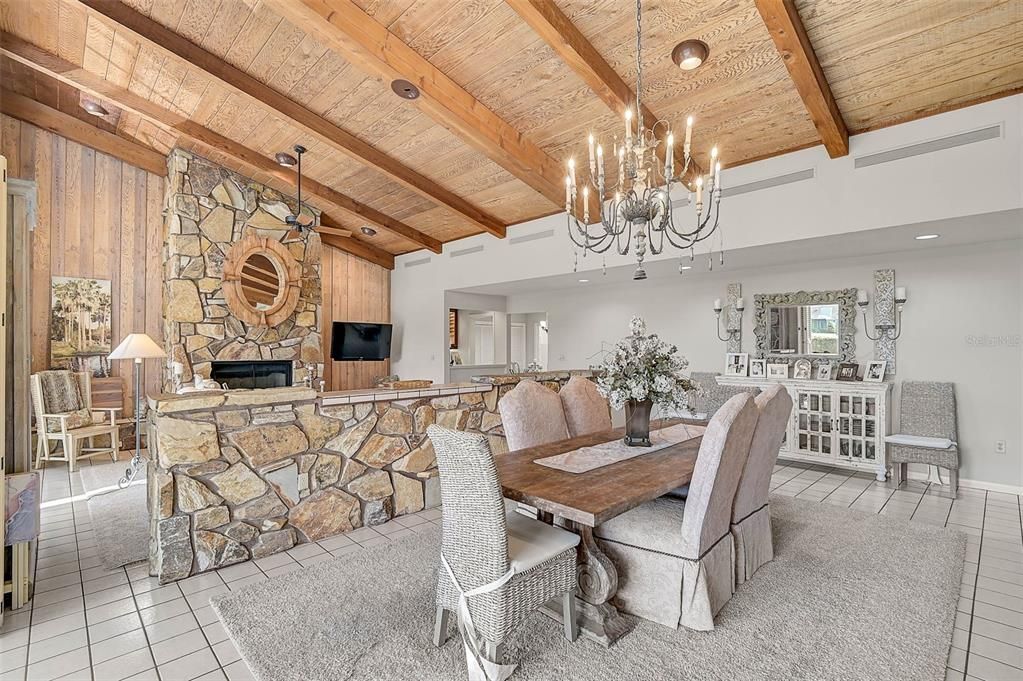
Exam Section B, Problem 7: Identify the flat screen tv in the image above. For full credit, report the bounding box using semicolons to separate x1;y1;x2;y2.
330;322;392;361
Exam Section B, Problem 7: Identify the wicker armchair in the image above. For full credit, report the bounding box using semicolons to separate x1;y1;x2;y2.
30;370;121;472
887;381;959;498
428;425;579;670
689;371;759;418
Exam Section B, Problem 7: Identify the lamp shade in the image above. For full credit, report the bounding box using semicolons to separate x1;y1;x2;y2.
109;333;166;360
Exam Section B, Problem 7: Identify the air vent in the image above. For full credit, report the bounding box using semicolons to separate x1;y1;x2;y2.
509;229;555;245
855;125;1001;169
403;256;431;268
450;245;484;258
721;168;815;199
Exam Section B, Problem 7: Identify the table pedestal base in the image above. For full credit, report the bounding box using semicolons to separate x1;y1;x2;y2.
540;522;632;647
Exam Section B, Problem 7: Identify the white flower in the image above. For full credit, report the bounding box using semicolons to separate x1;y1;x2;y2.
629;316;646;336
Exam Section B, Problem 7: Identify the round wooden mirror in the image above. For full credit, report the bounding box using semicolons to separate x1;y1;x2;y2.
222;235;302;327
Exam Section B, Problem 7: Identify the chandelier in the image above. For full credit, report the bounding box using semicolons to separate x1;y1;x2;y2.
565;0;724;281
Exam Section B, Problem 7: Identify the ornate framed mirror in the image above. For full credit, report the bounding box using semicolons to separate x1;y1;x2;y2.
222;234;302;327
753;289;857;364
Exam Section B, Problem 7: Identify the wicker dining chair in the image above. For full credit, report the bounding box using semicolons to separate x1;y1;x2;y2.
559;376;612;438
888;381;959;498
688;371;759;418
594;393;759;630
428;425;579;667
731;384;793;586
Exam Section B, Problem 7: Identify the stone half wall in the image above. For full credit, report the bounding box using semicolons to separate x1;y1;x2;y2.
146;372;593;583
162;148;323;391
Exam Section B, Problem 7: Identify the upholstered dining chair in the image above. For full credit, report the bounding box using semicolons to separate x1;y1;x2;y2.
558;376;612;437
731;384;793;586
594;393;759;630
428;425;579;676
498;378;571;450
887;381;959;498
30;370;121;473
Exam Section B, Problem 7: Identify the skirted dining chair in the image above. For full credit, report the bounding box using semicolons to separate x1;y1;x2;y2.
594;393;759;630
498;378;571;450
558;376;612;437
428;425;579;677
731;384;793;586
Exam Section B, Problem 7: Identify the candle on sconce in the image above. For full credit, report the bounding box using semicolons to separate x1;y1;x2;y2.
736;297;745;311
582;186;590;222
895;287;907;302
587;133;595;174
713;298;723;313
857;289;869;305
715;161;721;187
695;175;704;206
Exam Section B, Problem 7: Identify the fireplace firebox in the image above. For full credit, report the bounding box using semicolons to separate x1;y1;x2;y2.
210;360;293;390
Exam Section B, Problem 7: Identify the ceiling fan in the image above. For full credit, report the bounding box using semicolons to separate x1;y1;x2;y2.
274;144;351;239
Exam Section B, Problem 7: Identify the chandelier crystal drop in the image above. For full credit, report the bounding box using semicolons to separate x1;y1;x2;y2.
565;0;725;281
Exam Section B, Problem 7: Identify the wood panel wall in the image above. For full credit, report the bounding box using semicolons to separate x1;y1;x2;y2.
321;245;391;392
1;114;165;408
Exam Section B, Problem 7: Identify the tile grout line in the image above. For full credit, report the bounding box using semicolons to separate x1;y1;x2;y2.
962;491;988;679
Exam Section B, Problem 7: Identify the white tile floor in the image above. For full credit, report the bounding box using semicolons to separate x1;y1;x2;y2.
1;459;1020;680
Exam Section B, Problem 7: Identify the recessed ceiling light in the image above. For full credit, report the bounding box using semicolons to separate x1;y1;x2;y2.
679;265;692;271
360;226;377;237
274;152;297;167
915;234;940;240
391;79;420;100
578;279;589;283
82;100;109;117
671;40;709;71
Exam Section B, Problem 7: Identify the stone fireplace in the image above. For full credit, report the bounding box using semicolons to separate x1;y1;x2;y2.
162;149;323;391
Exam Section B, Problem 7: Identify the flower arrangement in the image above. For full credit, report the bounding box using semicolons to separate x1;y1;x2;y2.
596;316;700;412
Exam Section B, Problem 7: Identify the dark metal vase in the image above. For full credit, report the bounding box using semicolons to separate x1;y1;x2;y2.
624;399;653;447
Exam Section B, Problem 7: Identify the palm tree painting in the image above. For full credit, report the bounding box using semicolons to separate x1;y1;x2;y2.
50;276;112;377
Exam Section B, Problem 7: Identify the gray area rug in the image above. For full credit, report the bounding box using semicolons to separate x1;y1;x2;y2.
213;496;965;681
78;462;149;570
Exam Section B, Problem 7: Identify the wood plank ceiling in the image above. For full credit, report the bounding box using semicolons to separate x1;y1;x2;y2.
1;0;1020;261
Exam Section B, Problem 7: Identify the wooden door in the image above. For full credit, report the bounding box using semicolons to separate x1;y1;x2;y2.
6;179;33;473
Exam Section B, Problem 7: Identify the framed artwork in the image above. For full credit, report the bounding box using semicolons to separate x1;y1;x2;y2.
793;358;812;380
51;276;112;377
5;472;40;545
837;362;860;381
816;362;833;381
725;353;749;377
864;360;887;382
448;309;458;349
767;363;788;379
749;359;766;378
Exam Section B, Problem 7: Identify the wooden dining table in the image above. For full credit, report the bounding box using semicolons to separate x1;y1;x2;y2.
495;417;706;646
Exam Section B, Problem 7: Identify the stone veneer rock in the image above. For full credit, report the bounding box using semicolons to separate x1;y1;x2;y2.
162;149;323;391
146;373;593;582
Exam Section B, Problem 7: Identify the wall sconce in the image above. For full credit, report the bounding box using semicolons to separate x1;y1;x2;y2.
713;297;744;342
858;287;907;340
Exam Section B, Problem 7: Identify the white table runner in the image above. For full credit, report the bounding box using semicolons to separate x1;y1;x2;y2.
534;423;706;474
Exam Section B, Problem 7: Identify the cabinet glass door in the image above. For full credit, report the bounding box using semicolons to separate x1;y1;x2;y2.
795;390;832;457
836;394;878;462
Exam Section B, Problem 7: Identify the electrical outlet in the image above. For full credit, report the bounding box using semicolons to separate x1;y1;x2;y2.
995;440;1007;454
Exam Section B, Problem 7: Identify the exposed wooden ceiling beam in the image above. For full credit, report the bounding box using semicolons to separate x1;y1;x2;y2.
0;88;166;176
74;0;507;239
319;217;396;270
265;0;600;221
506;0;703;185
754;0;849;158
0;34;442;255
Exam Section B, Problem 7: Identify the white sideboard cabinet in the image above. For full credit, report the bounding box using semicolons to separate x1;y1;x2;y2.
716;376;892;481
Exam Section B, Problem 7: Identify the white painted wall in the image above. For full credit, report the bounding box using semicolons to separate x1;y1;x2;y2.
391;95;1023;488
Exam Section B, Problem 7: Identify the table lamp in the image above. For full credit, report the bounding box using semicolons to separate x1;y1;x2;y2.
109;333;166;487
